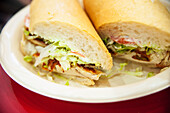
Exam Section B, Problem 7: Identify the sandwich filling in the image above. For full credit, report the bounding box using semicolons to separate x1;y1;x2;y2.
24;28;101;71
22;16;105;85
103;36;170;67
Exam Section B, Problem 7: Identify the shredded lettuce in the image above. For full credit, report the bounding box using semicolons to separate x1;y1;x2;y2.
24;29;38;40
24;29;30;36
65;80;69;86
145;46;161;55
24;28;54;44
102;38;108;44
43;65;48;68
124;71;143;77
124;67;143;77
67;56;78;62
135;67;142;72
24;28;100;71
41;57;51;64
34;41;100;71
147;72;155;78
106;62;144;77
60;60;70;70
54;74;70;86
106;63;128;77
105;37;162;55
119;63;128;71
53;42;71;51
113;42;136;53
37;71;41;76
24;55;32;62
107;41;137;53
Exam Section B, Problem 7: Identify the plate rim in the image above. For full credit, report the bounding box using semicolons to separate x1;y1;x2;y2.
0;5;169;103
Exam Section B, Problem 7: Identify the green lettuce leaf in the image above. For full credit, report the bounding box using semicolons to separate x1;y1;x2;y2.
24;55;32;62
119;63;128;71
147;72;155;78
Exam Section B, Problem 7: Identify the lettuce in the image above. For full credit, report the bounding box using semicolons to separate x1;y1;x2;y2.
105;37;162;55
24;28;101;71
43;65;48;68
124;67;143;77
116;45;136;53
65;80;69;86
106;63;144;77
147;72;155;78
124;71;143;77
24;28;54;44
53;41;71;51
106;63;127;77
24;29;30;36
108;42;137;53
119;63;127;71
24;29;38;40
54;74;70;86
24;55;32;62
145;46;161;55
34;41;100;71
60;60;70;70
102;38;108;44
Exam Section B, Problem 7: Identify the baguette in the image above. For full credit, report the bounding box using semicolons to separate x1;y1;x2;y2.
21;0;113;85
84;0;170;67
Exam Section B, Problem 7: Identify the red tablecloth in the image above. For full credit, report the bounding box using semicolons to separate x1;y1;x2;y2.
0;64;169;113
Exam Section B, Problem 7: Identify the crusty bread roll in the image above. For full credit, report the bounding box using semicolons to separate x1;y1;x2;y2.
30;0;112;70
21;0;114;86
84;0;170;67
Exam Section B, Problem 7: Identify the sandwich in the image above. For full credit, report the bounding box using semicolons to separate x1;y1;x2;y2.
21;0;112;86
84;0;170;68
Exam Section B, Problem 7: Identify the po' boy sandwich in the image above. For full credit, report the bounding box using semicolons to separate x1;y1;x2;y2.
84;0;170;68
21;0;112;85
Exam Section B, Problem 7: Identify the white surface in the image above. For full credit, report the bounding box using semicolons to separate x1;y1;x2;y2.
0;5;170;103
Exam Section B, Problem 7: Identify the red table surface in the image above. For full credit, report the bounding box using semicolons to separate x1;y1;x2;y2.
0;64;169;113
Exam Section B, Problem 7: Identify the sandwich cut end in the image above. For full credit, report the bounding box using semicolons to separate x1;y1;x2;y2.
99;22;170;67
29;21;113;70
84;0;170;68
21;0;113;86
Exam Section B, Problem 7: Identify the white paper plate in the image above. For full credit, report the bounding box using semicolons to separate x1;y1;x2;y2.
0;5;169;103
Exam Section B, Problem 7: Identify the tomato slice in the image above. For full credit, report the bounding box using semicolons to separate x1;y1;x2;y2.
111;36;136;45
70;51;85;58
24;15;30;28
33;52;40;57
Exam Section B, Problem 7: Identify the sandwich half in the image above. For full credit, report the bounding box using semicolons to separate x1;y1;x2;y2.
21;0;112;85
84;0;170;68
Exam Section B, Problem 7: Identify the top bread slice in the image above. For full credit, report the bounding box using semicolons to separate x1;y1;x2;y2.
84;0;170;49
29;0;112;70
